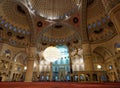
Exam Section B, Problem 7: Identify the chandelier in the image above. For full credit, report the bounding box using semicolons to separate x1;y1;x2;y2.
43;46;61;62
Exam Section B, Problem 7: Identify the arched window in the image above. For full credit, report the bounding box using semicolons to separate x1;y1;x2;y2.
5;49;11;59
115;43;120;53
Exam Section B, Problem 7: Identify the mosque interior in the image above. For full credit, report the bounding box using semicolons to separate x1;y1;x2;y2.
0;0;120;82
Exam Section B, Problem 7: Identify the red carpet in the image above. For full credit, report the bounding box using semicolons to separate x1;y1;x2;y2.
0;82;120;88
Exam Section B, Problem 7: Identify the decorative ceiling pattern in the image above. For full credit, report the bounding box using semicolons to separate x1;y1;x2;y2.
43;23;75;39
0;0;30;31
86;0;118;43
87;0;106;24
26;0;81;20
38;22;81;44
0;0;118;47
88;16;117;43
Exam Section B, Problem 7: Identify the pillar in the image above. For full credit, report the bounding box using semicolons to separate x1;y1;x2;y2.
97;72;100;82
50;62;52;81
36;60;40;78
19;65;24;81
69;56;73;81
9;63;15;81
81;0;93;71
90;73;93;82
102;0;120;34
24;58;34;82
82;44;93;71
111;60;119;81
25;45;36;82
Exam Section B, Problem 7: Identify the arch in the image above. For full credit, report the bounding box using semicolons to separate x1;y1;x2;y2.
92;53;104;62
37;22;81;41
13;51;28;64
93;46;113;60
36;22;81;51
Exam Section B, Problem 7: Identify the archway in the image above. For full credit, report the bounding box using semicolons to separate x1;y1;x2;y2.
93;46;113;82
51;45;70;81
11;52;28;81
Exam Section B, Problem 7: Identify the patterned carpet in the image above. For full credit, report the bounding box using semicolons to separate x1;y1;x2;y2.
0;82;120;88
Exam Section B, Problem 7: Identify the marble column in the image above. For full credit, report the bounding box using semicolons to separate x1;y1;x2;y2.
78;74;80;82
97;73;100;82
9;63;15;81
112;60;119;81
82;44;93;71
24;58;34;82
50;62;52;81
90;73;93;81
69;56;73;81
36;61;40;78
24;45;36;82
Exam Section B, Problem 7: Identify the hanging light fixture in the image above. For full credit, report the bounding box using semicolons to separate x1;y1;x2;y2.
43;46;61;62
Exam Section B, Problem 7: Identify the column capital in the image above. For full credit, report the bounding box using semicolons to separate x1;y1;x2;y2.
28;56;35;61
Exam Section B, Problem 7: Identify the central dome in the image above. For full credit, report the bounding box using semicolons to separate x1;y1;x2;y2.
27;0;81;20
